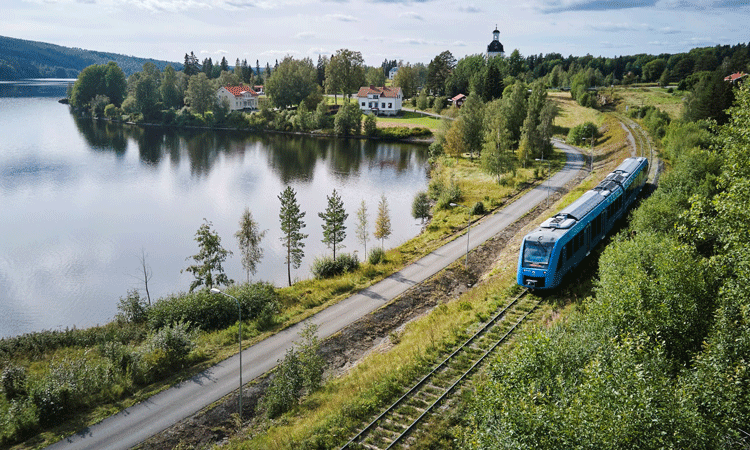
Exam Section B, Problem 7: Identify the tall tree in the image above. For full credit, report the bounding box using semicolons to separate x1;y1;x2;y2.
316;55;328;87
220;56;230;73
134;63;161;119
365;66;386;87
160;65;181;109
185;72;216;114
184;52;201;76
104;61;127;107
235;208;266;283
278;186;308;286
374;194;392;249
502;82;528;146
412;192;430;223
426;50;456;96
202;57;214;78
182;219;233;292
481;99;516;182
355;200;369;258
266;56;318;109
318;189;348;260
393;63;418;99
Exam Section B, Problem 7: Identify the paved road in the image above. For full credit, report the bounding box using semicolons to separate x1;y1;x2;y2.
48;142;584;450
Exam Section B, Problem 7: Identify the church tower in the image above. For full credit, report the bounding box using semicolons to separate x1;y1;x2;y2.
487;25;505;59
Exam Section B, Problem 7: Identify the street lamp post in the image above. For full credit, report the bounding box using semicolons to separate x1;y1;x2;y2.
450;203;470;267
535;158;551;207
210;287;242;424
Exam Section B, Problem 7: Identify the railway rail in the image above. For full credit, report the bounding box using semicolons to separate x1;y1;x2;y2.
340;289;538;450
615;113;662;185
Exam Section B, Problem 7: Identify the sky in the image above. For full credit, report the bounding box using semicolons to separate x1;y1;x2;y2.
3;0;750;67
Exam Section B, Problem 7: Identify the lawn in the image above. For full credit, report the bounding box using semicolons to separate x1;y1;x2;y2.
612;86;685;119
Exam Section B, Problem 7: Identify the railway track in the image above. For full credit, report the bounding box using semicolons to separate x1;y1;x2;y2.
340;289;538;450
615;112;662;186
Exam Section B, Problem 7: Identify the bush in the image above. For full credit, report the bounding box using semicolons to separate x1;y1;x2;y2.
368;247;387;265
471;201;485;215
363;114;377;136
1;365;28;400
567;121;598;145
116;289;149;324
311;253;360;279
147;320;195;364
148;282;279;332
412;191;431;221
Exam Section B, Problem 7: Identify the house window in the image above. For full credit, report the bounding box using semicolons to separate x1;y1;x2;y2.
361;102;365;107
388;103;392;108
381;102;385;108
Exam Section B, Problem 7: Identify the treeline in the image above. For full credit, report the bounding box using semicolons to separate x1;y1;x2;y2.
462;84;750;448
0;35;181;80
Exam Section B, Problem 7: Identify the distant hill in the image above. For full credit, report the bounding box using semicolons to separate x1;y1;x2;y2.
0;35;183;80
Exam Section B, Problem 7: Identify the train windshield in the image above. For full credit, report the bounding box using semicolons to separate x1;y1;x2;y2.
523;240;553;269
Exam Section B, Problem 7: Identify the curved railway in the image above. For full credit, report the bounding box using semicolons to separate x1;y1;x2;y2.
340;290;537;450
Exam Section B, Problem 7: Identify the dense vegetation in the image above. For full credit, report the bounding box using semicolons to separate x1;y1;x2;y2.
462;83;750;449
0;35;181;80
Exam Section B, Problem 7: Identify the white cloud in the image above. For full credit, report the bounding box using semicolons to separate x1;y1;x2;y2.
326;13;357;22
399;11;424;20
296;31;315;39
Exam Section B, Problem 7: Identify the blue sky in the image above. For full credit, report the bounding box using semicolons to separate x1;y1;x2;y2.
4;0;749;67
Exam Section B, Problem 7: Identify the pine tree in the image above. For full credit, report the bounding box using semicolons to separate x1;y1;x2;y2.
182;219;233;292
374;194;392;249
235;208;266;283
318;189;348;260
278;186;307;286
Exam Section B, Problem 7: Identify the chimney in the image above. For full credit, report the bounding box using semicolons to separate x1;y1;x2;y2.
370;85;375;90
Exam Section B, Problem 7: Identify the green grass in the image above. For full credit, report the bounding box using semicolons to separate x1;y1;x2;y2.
613;86;685;119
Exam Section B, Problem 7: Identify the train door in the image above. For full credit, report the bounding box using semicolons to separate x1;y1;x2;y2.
585;224;592;255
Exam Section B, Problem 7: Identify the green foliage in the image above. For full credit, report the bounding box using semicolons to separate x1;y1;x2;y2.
471;201;485;215
148;282;278;332
411;191;431;222
368;247;386;265
182;218;233;292
310;253;360;279
319;189;348;260
566;121;598;145
147;320;195;364
279;186;308;286
373;194;392;248
1;365;28;400
260;323;324;418
363;113;377;136
333;102;362;136
683;70;735;124
116;289;149;324
375;126;432;140
235;208;266;283
325;49;365;100
185;72;216;115
266;56;318;109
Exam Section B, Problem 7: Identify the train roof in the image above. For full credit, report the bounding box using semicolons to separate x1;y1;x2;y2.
527;157;648;237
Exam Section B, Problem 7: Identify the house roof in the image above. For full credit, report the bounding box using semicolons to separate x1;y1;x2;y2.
724;72;747;82
450;94;466;102
222;85;258;97
357;86;402;98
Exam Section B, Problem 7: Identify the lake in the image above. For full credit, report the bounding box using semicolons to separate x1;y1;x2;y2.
0;80;429;338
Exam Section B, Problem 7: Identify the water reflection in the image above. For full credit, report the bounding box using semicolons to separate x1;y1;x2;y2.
0;92;429;337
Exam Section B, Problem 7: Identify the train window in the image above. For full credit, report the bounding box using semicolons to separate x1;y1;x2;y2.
523;240;554;269
565;242;572;260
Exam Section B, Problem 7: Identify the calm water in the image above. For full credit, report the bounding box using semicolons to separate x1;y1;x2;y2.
0;80;429;338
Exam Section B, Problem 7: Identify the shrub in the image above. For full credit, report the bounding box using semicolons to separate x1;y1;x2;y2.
147;320;195;364
368;247;387;265
363;114;377;136
311;253;360;279
116;289;149;324
412;191;431;221
471;201;485;215
567;121;598;145
1;365;28;400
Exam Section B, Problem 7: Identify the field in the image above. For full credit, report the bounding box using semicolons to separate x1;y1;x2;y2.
612;85;685;118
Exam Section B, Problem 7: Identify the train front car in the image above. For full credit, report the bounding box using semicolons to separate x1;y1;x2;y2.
517;229;562;289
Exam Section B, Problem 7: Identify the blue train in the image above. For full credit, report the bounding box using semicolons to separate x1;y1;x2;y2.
517;157;649;290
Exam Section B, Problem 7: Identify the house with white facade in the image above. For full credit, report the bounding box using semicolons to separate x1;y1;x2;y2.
217;85;259;111
357;85;403;116
388;67;399;80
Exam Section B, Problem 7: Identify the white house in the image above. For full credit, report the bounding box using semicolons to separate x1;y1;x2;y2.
216;85;259;111
357;85;403;116
388;67;399;80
